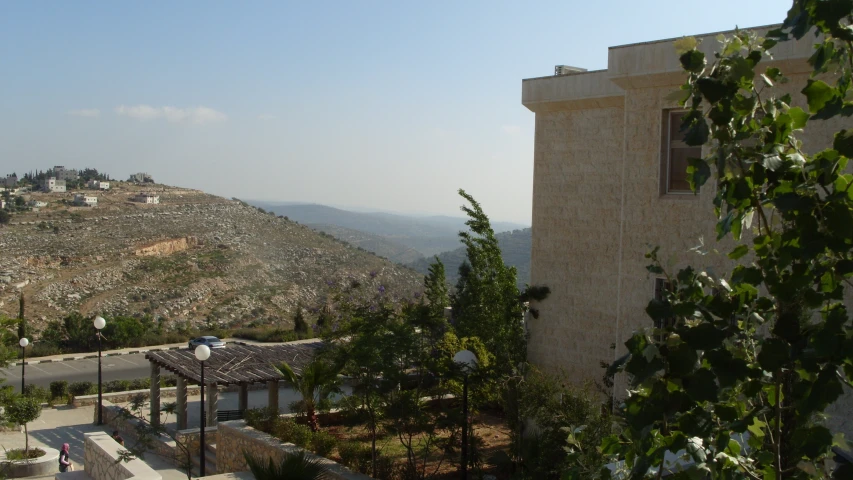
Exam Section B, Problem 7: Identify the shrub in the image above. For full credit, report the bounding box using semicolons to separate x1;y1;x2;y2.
272;418;312;448
69;381;95;397
29;342;62;357
128;378;150;390
309;430;337;458
244;407;278;433
49;381;68;400
338;441;372;474
103;380;131;393
160;375;178;387
22;384;49;403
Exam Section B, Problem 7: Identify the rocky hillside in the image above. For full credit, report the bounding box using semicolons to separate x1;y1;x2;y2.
0;182;423;330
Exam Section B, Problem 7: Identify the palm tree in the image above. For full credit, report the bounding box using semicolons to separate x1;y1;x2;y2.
275;359;341;432
244;450;331;480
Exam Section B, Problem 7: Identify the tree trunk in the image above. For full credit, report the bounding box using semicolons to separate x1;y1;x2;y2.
24;423;28;457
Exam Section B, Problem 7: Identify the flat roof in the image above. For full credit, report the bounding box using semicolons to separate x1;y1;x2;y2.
146;341;321;386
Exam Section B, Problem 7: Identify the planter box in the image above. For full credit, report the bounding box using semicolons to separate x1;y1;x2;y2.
0;447;60;478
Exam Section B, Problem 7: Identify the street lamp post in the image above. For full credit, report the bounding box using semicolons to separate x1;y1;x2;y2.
94;316;106;425
453;350;478;480
19;338;28;394
195;345;211;477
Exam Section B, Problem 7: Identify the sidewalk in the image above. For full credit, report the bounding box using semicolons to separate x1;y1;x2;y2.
13;337;321;366
0;405;189;480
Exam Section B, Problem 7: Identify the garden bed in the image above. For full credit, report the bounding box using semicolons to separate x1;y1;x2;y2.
0;446;59;478
245;407;511;479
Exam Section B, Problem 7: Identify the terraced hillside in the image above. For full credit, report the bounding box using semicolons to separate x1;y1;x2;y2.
0;182;423;329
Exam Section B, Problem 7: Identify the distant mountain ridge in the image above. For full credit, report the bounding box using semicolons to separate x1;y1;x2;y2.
407;228;532;289
249;202;527;258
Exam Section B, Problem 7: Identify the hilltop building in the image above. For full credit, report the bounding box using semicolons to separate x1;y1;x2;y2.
87;179;110;190
129;172;154;183
53;166;79;182
522;25;850;432
132;193;160;204
73;194;97;207
3;174;17;189
42;177;66;193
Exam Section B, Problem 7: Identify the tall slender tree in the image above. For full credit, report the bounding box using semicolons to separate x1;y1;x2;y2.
451;190;525;374
17;294;26;341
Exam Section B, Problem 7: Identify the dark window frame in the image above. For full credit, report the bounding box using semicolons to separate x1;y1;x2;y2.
659;110;703;196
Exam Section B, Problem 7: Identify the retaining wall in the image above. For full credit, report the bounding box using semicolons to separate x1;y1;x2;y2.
217;420;372;480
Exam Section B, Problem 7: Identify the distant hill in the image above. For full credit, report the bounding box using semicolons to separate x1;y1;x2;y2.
407;228;532;289
0;183;423;328
249;202;527;258
310;224;425;265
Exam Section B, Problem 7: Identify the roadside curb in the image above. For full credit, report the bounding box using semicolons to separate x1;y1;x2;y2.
11;345;186;367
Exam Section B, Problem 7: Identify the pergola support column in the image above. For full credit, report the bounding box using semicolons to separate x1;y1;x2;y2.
239;383;249;413
206;384;218;427
150;363;161;427
176;377;188;430
267;380;279;415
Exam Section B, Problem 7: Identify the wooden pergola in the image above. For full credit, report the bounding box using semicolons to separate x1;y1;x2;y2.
144;341;320;429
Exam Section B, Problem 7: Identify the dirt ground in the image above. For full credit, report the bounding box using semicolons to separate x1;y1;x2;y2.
326;412;512;479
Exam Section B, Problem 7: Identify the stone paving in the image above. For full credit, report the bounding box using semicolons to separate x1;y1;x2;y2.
0;405;189;479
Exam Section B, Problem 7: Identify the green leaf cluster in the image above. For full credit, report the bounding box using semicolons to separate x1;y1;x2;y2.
600;2;853;479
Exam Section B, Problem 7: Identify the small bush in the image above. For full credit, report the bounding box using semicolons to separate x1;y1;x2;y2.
49;381;68;400
160;375;178;387
5;448;45;460
272;418;312;448
244;407;278;433
30;342;62;357
69;381;95;397
23;384;49;402
310;430;337;458
129;378;150;390
338;441;372;474
103;380;131;393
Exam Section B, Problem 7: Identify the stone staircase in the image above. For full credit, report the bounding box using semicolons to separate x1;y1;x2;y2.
190;442;217;476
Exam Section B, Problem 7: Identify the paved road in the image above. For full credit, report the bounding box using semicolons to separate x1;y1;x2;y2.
0;353;151;392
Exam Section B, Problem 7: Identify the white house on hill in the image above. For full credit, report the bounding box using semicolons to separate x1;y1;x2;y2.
73;194;97;207
132;193;159;204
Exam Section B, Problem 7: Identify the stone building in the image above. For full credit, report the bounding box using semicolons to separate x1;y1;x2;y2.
2;174;17;188
129;172;154;183
42;177;66;193
132;192;160;204
521;24;851;435
87;179;110;190
73;194;97;207
53;165;79;182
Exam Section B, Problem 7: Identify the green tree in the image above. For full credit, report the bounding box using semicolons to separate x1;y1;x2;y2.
451;190;525;377
275;358;341;432
601;3;853;478
17;294;27;341
6;395;42;457
0;210;9;224
293;305;309;335
424;258;449;318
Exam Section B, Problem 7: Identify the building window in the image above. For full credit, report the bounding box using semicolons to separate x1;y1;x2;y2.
653;278;675;335
660;110;702;195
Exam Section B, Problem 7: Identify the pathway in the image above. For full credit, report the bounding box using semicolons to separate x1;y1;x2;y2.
0;405;188;479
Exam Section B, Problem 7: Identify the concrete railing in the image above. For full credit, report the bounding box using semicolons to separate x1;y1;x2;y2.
55;432;161;480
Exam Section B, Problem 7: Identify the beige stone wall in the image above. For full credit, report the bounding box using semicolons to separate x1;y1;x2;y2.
528;105;625;381
217;421;372;480
524;28;852;438
78;432;161;480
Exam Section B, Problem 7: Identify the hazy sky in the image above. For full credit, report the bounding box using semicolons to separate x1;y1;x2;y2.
0;1;790;224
